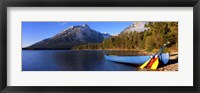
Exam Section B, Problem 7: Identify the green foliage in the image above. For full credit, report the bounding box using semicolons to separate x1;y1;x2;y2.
145;36;156;52
72;22;178;52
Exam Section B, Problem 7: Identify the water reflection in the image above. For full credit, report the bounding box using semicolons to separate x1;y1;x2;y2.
22;50;137;71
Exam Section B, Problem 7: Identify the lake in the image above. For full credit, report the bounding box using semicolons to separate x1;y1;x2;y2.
22;50;139;71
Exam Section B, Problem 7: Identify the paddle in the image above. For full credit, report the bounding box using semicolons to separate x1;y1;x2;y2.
152;42;170;58
140;42;170;69
150;57;159;69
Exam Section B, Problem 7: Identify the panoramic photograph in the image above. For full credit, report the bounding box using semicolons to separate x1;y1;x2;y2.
22;22;178;71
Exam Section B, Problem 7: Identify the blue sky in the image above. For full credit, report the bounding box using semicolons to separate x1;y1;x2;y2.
22;22;133;47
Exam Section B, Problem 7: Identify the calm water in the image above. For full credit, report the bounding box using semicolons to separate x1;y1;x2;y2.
22;50;138;71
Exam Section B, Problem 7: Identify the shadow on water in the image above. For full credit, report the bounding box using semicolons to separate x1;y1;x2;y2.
104;50;150;56
167;58;178;65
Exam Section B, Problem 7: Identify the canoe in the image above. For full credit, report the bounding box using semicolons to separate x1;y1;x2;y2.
104;53;169;65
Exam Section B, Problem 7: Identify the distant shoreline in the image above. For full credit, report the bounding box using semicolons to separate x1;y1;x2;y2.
22;48;178;55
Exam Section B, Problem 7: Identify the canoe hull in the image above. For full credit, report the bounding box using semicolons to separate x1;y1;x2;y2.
104;53;169;65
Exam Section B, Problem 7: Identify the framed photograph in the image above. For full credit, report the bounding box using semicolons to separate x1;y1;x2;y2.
0;0;199;93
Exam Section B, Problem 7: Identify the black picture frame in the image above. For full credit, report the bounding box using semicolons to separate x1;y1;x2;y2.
0;0;199;93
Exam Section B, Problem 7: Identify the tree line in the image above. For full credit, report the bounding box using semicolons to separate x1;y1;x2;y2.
72;22;178;52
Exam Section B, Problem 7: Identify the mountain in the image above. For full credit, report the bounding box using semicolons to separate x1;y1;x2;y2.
102;32;111;39
25;24;106;49
122;22;149;33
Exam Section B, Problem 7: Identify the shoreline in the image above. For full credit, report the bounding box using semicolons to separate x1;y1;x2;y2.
137;52;178;71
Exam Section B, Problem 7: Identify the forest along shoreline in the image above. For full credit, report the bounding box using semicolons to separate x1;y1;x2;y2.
23;22;178;71
71;22;178;71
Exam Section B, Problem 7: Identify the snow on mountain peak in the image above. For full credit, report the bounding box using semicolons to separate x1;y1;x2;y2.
82;24;90;28
123;22;149;33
